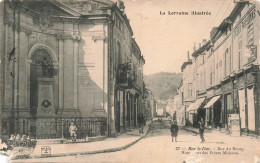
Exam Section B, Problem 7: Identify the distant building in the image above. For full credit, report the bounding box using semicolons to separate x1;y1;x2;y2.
174;82;184;124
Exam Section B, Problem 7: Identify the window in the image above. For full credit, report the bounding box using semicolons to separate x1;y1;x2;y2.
238;39;242;69
216;63;218;83
210;64;215;85
224;48;231;77
193;69;196;79
200;72;203;89
182;92;184;105
247;23;254;46
117;42;121;65
224;93;232;124
247;23;256;63
210;72;213;85
203;70;206;89
188;83;192;97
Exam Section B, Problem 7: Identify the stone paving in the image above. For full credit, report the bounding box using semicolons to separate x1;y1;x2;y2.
9;123;151;160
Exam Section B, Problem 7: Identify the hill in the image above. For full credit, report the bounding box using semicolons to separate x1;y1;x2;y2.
144;72;182;100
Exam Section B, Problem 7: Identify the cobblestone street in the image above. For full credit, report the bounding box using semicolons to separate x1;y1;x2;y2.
14;120;260;163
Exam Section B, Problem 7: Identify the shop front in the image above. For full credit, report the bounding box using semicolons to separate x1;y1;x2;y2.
204;95;222;129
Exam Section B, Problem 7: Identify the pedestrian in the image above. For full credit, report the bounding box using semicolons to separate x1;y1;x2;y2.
170;120;179;142
69;121;77;142
198;117;205;143
137;113;144;133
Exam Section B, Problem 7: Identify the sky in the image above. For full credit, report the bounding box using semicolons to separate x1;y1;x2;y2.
123;0;235;75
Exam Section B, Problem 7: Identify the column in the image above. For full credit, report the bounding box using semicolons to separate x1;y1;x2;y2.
244;73;249;133
14;28;19;110
129;94;132;127
63;37;74;110
57;36;64;110
18;30;27;109
135;98;137;127
123;91;125;130
73;40;78;109
3;22;8;109
256;72;260;135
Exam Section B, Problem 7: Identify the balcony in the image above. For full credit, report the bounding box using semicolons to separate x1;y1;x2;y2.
117;63;136;89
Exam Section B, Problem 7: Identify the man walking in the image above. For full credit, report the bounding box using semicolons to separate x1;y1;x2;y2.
198;117;205;143
137;113;144;133
170;120;179;142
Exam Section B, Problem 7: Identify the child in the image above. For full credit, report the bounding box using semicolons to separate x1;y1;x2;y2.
198;117;205;143
69;121;77;142
170;120;179;142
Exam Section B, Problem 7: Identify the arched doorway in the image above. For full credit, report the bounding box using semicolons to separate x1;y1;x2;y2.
30;49;54;117
29;49;55;138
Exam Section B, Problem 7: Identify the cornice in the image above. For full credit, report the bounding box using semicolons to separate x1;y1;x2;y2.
5;3;110;32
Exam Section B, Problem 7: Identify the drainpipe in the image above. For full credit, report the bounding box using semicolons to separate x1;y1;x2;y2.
1;0;7;140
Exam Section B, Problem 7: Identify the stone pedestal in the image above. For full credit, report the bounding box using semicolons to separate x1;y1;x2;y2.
37;78;56;117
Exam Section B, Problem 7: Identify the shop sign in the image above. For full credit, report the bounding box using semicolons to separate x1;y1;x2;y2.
228;114;240;136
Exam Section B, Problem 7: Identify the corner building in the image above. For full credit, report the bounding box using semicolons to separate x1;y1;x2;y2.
0;0;145;139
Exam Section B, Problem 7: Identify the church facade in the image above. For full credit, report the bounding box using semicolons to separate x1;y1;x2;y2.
0;0;145;139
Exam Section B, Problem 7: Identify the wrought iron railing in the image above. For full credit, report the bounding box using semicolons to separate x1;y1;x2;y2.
117;63;136;87
3;117;107;140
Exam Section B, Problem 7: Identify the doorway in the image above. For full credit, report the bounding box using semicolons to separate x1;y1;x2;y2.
30;49;54;137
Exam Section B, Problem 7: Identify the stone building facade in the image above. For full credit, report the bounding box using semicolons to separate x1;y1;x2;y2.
144;88;156;120
178;2;260;136
0;0;145;139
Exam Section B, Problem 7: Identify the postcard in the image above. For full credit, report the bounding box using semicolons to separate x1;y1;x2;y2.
0;0;259;162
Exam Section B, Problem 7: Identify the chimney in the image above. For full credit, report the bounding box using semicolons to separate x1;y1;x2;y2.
187;51;190;60
117;0;125;12
202;39;207;45
193;43;196;52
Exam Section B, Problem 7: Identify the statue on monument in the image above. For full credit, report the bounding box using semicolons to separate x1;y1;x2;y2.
40;56;54;77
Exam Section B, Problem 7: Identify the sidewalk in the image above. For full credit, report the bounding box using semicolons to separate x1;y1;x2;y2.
11;123;151;160
184;126;218;134
184;126;259;140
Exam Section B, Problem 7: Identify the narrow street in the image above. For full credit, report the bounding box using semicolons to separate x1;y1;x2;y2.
14;120;260;163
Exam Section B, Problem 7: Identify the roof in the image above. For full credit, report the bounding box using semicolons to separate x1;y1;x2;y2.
191;41;211;57
210;3;246;42
218;18;232;30
132;39;145;64
113;5;134;36
227;2;246;23
181;60;192;72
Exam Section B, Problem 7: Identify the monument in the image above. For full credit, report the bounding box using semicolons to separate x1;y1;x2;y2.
37;77;55;117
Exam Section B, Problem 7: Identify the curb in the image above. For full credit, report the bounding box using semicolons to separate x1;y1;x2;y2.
12;125;151;160
184;127;199;135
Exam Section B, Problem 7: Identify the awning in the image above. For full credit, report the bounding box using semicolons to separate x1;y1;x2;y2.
191;98;205;111
186;103;195;112
204;95;221;109
186;98;205;111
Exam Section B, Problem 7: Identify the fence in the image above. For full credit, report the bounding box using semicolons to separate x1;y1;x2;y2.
3;117;107;140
